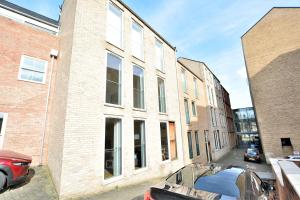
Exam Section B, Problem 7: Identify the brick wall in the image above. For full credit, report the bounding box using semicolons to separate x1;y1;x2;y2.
0;16;58;165
242;8;300;162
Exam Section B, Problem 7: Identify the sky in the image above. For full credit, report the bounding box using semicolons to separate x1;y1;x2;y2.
8;0;300;109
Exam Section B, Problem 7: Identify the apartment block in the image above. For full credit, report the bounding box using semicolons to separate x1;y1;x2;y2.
176;59;209;164
46;0;184;197
242;8;300;162
177;58;231;162
0;0;59;165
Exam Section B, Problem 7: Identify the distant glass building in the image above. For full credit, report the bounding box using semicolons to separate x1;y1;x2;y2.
232;107;259;148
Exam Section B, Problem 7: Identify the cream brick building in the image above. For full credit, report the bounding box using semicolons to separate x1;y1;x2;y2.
47;0;184;198
242;7;300;162
177;58;231;162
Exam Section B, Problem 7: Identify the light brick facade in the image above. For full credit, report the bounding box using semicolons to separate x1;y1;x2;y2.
242;8;300;162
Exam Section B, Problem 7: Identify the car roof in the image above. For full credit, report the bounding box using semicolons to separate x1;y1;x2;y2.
194;167;244;198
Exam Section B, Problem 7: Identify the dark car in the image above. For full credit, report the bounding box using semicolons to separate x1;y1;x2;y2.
0;150;32;190
144;164;274;200
244;148;261;163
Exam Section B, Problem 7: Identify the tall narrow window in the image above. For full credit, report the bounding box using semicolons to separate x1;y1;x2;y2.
210;107;214;126
106;53;122;105
134;120;146;169
184;99;190;124
107;2;122;48
195;131;200;156
19;55;47;83
155;39;163;71
191;101;197;116
160;122;169;161
169;122;177;160
188;132;193;159
133;65;144;109
194;77;199;98
131;21;143;59
157;78;166;113
105;118;122;179
181;69;187;93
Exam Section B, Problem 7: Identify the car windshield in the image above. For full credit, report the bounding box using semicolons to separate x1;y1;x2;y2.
247;149;257;154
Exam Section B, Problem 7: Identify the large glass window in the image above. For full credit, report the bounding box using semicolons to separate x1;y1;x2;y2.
184;99;190;124
195;131;200;156
191;101;197;116
134;120;146;169
19;55;47;83
131;21;143;59
160;122;169;161
194;77;199;98
133;65;144;109
107;2;122;48
157;78;166;113
155;39;163;71
181;69;187;93
106;53;122;105
188;132;193;159
105;118;122;179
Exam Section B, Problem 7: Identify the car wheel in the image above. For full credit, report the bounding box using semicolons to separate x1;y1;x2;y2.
0;172;6;190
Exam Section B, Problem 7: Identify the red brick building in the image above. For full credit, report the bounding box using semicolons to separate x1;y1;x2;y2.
0;1;59;165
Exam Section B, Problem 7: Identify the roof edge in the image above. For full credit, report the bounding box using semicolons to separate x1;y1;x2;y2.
116;0;176;51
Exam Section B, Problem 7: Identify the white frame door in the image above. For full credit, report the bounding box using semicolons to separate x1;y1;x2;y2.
0;113;8;149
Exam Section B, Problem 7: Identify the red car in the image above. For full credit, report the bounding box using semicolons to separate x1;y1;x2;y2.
0;150;32;190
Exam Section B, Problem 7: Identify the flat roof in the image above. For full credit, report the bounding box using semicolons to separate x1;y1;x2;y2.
0;0;59;27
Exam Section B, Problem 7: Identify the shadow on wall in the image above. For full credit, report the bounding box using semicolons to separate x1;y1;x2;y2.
250;48;300;157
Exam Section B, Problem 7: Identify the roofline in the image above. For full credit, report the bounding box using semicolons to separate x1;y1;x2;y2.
0;0;59;28
116;0;176;51
177;59;204;82
178;57;221;83
241;7;300;39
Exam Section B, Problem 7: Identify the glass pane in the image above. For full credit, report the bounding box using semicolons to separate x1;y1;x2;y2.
184;99;190;124
134;120;146;169
188;132;193;159
105;118;122;179
195;132;200;156
106;53;121;105
192;102;196;116
132;21;143;59
22;57;46;72
160;122;169;161
133;66;144;109
20;69;44;83
157;78;166;113
107;3;122;47
155;40;163;70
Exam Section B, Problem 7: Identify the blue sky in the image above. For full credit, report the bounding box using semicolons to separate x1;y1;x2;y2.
9;0;300;108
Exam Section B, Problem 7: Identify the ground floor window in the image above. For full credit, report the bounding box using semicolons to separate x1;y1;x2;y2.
134;120;146;169
105;118;122;179
195;131;200;156
214;130;221;150
188;131;193;159
160;122;169;161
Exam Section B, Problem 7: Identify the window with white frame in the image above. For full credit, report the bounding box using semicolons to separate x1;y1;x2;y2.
157;77;166;113
195;131;200;156
134;120;146;169
184;99;190;124
191;101;197;116
155;39;163;71
19;55;47;83
107;2;123;48
133;65;144;109
188;131;193;159
106;52;122;105
131;21;143;60
181;69;187;93
160;122;169;161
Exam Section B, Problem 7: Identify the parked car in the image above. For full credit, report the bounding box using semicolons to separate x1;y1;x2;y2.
0;150;32;190
244;148;261;163
144;164;274;200
285;155;300;160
